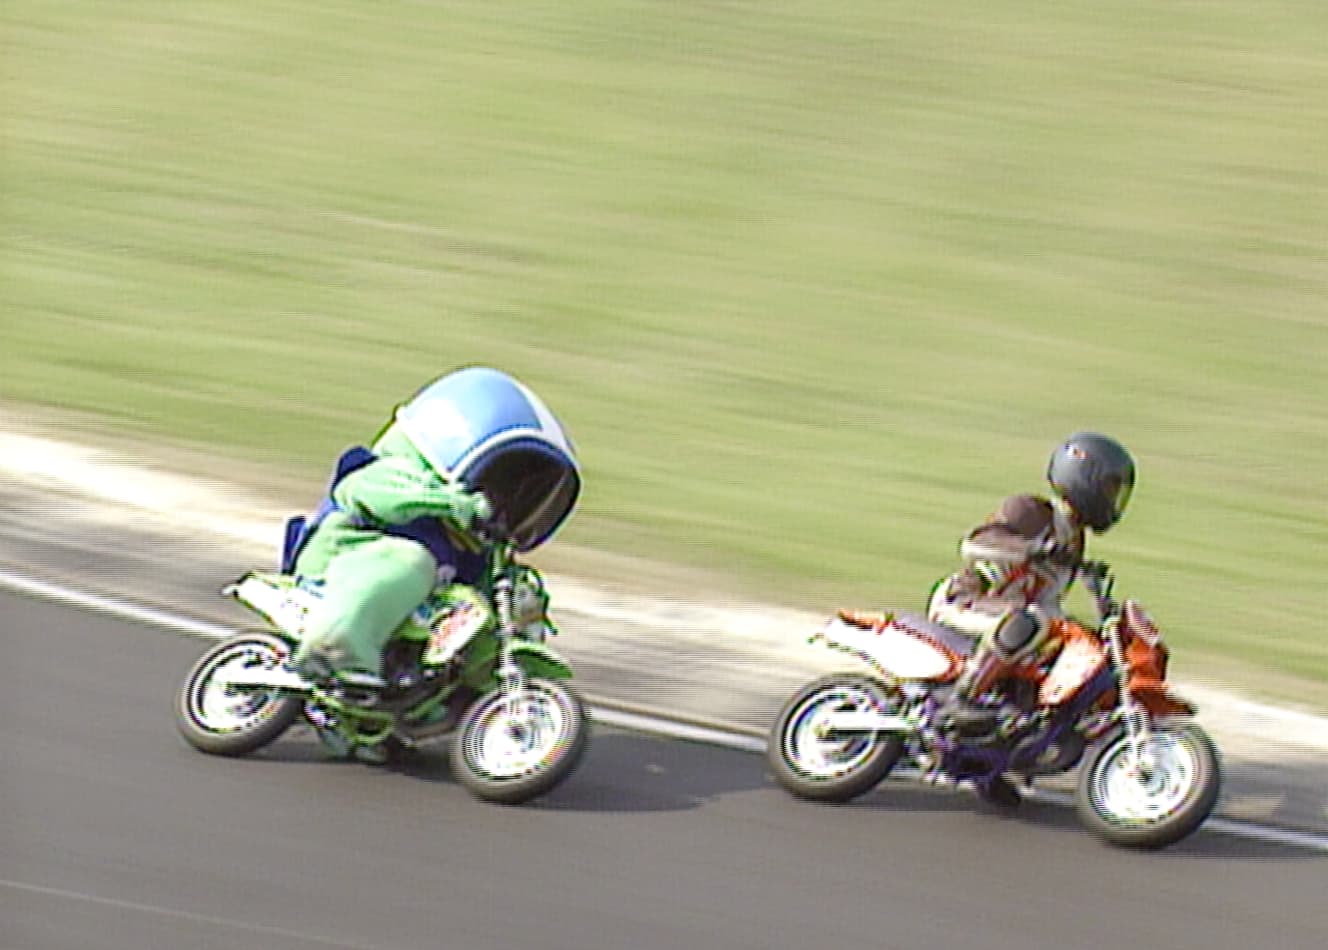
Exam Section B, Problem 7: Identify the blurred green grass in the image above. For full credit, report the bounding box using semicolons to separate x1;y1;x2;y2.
3;1;1326;697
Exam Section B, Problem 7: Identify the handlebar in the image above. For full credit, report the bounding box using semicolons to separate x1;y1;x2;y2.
470;514;510;548
1077;559;1119;620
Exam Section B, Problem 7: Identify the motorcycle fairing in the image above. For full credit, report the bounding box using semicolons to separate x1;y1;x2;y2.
1118;600;1195;717
1039;621;1109;706
224;572;322;641
1038;608;1194;717
414;584;494;666
817;611;971;682
226;573;503;668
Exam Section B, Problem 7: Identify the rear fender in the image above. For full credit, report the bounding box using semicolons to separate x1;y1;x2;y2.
813;613;965;682
223;572;315;643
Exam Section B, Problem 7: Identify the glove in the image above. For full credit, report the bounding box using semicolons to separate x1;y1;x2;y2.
451;490;493;531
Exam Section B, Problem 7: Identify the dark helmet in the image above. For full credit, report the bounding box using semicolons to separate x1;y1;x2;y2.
1046;432;1136;533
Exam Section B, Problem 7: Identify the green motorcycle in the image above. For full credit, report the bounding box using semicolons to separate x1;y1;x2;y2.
175;539;589;805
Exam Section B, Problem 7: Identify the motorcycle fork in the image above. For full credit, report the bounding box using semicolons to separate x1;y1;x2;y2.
1103;616;1154;776
490;575;533;719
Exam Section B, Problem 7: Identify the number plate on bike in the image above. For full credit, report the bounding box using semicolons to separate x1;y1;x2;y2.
423;602;487;666
1040;634;1107;705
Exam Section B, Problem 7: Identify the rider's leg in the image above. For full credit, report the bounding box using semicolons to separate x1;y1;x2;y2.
291;534;437;685
950;611;1050;808
941;610;1044;728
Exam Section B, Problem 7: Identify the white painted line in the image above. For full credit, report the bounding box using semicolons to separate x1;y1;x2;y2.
3;567;1327;854
0;571;234;640
0;878;355;947
1022;788;1328;854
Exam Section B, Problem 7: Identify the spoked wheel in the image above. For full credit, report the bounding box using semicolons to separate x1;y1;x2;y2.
450;678;589;805
175;632;303;756
1076;722;1222;849
767;674;905;803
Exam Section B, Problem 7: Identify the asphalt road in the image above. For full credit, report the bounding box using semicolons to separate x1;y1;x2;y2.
2;592;1326;950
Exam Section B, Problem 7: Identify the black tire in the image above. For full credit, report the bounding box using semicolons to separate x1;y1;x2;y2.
1076;721;1222;849
450;678;589;805
767;673;905;803
175;632;303;757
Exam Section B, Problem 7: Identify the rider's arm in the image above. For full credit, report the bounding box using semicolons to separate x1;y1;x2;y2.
332;454;484;528
957;495;1057;586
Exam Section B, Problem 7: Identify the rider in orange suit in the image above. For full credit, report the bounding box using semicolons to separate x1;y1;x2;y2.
927;432;1137;806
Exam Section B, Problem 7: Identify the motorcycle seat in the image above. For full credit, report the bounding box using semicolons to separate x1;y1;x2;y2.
889;611;978;660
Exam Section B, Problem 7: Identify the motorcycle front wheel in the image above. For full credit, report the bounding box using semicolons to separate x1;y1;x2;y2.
1076;721;1222;849
767;674;905;803
175;632;303;756
450;678;589;805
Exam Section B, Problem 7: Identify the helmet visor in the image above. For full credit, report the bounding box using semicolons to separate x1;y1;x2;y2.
1104;470;1135;521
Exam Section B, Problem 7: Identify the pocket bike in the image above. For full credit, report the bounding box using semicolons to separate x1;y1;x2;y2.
176;539;589;805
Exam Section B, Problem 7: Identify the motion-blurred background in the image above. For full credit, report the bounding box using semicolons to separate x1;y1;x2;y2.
3;1;1325;704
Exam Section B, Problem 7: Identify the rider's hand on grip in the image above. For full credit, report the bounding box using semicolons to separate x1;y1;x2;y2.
468;495;511;545
453;490;493;532
1079;559;1110;582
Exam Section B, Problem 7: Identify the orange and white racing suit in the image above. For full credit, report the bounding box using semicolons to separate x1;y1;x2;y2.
927;493;1085;664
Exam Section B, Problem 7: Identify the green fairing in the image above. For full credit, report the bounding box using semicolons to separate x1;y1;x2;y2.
411;584;493;651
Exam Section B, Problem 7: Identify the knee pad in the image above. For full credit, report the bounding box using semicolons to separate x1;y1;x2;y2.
993;609;1040;658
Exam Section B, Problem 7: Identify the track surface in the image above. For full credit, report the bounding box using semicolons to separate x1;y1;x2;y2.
3;592;1326;950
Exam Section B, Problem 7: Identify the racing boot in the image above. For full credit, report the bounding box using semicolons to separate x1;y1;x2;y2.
974;773;1022;810
291;647;387;702
941;645;1014;738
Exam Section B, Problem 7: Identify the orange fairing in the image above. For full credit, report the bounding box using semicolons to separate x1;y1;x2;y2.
837;610;890;631
1120;601;1195;717
1039;620;1108;706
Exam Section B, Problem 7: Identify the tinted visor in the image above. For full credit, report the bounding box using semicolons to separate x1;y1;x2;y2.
1103;469;1135;522
469;447;580;550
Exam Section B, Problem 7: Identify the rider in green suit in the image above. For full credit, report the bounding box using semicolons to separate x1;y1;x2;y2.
288;423;493;689
286;368;581;695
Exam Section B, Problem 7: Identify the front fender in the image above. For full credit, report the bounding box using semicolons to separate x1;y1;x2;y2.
461;637;575;691
508;640;576;680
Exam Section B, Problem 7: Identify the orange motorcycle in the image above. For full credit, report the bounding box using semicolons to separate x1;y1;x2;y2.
767;560;1221;849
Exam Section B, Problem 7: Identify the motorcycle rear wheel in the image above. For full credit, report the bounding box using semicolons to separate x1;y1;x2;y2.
1076;721;1221;849
768;674;905;803
175;632;303;757
450;678;589;805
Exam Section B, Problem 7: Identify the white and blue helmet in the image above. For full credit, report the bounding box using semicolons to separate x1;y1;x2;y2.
394;366;581;551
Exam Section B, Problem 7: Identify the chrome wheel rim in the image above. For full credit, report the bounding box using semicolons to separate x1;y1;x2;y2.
782;683;886;780
462;685;575;780
189;640;287;734
1089;731;1202;826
